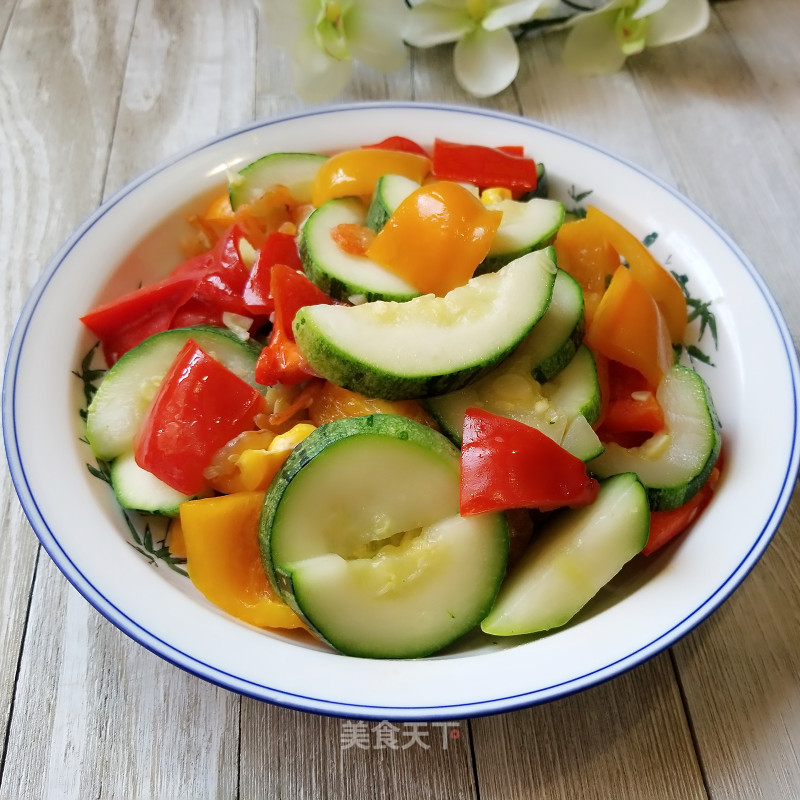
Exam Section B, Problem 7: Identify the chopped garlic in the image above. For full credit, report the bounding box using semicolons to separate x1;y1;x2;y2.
222;312;253;341
238;238;258;268
640;432;672;460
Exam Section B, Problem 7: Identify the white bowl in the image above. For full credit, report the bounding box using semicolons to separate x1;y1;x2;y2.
4;102;799;720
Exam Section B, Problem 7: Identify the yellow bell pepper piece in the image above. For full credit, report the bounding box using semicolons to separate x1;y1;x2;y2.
311;148;431;207
207;423;316;494
233;423;316;492
180;491;304;630
481;187;513;205
366;181;502;296
167;517;187;558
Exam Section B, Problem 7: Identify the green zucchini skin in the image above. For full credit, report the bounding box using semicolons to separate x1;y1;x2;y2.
518;162;549;201
299;197;420;303
478;197;566;275
364;174;420;232
85;325;261;515
481;472;649;636
260;413;462;586
86;325;262;462
260;415;509;659
425;343;602;461
109;452;196;517
229;151;328;209
526;268;586;384
589;365;722;511
293;249;558;401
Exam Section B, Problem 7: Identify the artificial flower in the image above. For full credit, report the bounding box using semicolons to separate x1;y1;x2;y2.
404;0;559;98
259;0;409;103
561;0;710;75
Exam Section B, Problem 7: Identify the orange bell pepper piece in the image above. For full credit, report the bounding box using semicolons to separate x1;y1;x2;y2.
553;216;619;326
180;491;305;630
311;148;431;207
585;265;674;389
308;381;437;428
204;191;235;231
585;206;687;342
366;181;502;296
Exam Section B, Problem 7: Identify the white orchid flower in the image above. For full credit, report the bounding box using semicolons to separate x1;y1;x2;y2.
259;0;409;103
404;0;559;98
562;0;710;76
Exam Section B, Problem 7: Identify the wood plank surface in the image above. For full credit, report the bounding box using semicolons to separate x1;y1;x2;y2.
655;6;800;796
1;0;798;798
1;1;249;797
472;653;706;800
0;0;138;781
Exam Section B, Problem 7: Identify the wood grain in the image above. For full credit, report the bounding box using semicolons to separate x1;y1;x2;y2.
0;0;138;781
472;654;706;799
1;1;249;797
240;702;477;800
630;10;800;334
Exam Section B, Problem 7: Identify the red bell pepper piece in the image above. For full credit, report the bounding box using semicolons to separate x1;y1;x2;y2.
432;139;538;197
460;408;600;515
242;231;303;316
362;136;430;158
80;274;200;366
169;225;252;328
596;359;665;448
134;338;267;495
643;465;720;555
81;225;256;362
254;264;333;386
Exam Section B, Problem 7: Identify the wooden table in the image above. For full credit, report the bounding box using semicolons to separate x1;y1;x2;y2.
2;1;799;797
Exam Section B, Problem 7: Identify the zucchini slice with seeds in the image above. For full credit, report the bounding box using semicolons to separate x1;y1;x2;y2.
229;152;328;209
261;414;509;659
588;364;722;511
300;197;420;303
293;248;558;400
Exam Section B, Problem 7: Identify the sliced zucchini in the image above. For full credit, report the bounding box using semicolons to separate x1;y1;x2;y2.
260;414;509;658
521;268;585;383
561;414;605;463
228;152;328;209
86;326;261;462
109;452;196;517
588;364;722;511
426;344;602;461
478;197;565;274
365;174;420;231
541;345;601;426
300;197;420;303
481;472;649;636
293;248;558;400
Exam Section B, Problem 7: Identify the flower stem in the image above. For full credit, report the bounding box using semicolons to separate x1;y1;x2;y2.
515;17;574;41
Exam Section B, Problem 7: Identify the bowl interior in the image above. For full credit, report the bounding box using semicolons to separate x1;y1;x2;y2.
5;103;799;719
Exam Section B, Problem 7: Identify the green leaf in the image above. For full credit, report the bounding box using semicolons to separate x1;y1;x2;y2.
87;460;112;485
124;512;188;576
642;231;658;247
672;270;719;352
73;341;106;418
566;185;593;219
